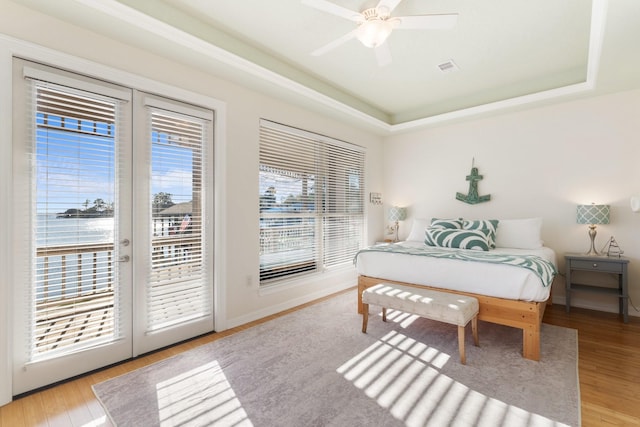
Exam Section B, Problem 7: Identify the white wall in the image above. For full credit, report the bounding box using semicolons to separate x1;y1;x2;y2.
383;89;640;317
0;1;384;405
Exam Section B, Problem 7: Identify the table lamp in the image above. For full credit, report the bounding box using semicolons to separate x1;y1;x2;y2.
576;204;610;256
388;206;407;242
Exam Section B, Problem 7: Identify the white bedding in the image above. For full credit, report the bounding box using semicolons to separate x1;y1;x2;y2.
355;241;557;302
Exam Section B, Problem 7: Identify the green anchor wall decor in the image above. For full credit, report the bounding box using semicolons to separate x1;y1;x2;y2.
456;159;491;204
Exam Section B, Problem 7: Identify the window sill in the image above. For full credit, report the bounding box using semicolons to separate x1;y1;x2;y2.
258;264;356;297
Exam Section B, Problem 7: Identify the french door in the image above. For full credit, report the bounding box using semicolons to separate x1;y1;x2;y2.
132;92;214;355
12;59;214;394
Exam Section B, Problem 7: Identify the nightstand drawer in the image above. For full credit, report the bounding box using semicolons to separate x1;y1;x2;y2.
570;260;623;273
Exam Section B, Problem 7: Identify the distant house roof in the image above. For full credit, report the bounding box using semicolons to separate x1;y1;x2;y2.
158;201;192;216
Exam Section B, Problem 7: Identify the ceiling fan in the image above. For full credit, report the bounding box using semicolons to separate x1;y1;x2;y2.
302;0;458;66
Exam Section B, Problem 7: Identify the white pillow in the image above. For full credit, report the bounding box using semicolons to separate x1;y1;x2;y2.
494;218;543;249
406;218;430;242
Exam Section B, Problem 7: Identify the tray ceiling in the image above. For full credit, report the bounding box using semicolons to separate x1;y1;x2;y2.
11;0;640;133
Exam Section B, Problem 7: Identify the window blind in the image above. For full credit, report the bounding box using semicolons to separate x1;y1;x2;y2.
259;119;365;284
26;80;127;359
146;105;211;331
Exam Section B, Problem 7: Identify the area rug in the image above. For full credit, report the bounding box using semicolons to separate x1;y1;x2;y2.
93;290;580;426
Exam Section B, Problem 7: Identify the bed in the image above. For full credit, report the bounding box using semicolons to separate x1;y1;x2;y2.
355;217;558;361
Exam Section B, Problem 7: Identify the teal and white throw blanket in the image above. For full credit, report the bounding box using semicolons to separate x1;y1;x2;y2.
355;243;557;287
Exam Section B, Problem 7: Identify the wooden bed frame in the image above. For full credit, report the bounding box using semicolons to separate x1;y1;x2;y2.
358;275;548;361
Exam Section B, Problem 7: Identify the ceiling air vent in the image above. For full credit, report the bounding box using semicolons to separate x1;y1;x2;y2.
437;59;459;73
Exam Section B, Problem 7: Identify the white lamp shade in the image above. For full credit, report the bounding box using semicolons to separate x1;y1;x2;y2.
388;206;407;222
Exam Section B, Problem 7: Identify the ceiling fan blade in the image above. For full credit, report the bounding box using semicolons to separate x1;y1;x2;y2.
301;0;362;22
311;29;358;56
395;13;458;30
375;41;392;67
376;0;403;15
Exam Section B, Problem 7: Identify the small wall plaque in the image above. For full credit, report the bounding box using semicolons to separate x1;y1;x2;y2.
369;192;382;205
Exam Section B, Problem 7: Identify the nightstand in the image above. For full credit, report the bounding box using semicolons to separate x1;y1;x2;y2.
564;253;630;322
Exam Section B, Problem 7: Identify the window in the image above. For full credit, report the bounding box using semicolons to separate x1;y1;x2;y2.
259;119;365;284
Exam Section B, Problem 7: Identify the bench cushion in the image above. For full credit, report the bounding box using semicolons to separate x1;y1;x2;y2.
362;283;479;326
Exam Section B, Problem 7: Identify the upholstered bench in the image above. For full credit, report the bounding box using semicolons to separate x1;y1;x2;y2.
361;283;480;364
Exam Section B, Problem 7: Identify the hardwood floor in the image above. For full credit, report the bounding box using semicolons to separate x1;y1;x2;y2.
1;292;639;427
543;303;640;426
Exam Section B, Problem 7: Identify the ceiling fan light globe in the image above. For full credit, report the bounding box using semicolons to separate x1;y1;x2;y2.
357;19;394;48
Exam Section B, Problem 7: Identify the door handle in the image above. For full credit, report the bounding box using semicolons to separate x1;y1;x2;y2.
118;255;130;263
121;238;130;246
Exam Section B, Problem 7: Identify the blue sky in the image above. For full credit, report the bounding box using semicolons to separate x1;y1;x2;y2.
37;113;194;214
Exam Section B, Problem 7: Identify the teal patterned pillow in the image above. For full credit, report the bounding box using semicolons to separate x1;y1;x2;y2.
463;219;499;248
425;228;491;251
430;218;463;229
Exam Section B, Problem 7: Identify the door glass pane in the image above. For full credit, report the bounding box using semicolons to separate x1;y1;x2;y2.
147;109;210;331
32;84;122;359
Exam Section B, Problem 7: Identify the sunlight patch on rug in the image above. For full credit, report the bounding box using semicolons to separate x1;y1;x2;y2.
337;330;571;427
155;360;252;427
79;415;107;427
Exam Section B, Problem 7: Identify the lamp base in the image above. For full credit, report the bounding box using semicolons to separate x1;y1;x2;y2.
585;225;600;256
585;248;600;256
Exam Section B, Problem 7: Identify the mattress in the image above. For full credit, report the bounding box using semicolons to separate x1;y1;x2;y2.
355;241;557;302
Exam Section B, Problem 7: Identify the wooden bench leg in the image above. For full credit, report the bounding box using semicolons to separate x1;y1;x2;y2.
458;325;466;365
472;315;479;346
362;303;369;333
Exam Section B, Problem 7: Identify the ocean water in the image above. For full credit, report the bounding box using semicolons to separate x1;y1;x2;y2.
36;213;114;246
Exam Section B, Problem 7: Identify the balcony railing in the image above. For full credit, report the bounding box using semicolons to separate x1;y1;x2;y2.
33;237;197;354
36;242;115;304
